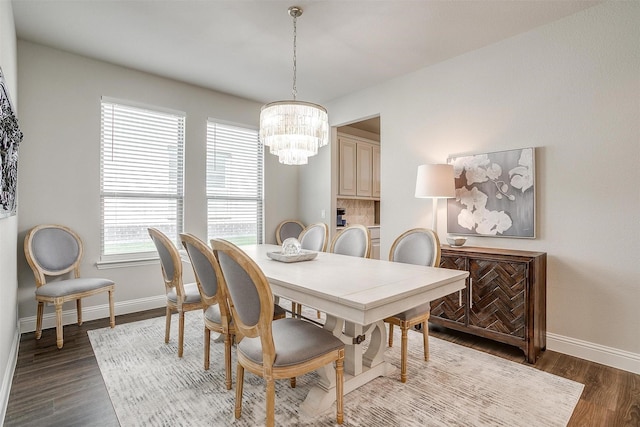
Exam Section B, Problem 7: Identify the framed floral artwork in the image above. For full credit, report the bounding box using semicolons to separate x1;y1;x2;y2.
446;147;535;238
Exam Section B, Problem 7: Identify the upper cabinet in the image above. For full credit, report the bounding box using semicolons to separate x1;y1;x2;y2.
372;145;380;198
338;133;380;200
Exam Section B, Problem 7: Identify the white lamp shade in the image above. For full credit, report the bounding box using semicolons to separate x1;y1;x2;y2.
415;164;455;199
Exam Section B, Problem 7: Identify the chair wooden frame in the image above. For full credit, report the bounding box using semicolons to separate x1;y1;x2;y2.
148;227;203;357
384;228;441;383
24;224;115;349
180;233;235;389
211;238;345;426
275;219;305;245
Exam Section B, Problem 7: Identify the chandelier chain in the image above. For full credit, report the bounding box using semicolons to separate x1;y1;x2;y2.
259;6;328;165
292;12;297;100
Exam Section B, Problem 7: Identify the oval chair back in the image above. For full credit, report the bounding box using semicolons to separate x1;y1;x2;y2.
299;222;329;252
330;224;371;258
389;228;441;266
275;220;305;245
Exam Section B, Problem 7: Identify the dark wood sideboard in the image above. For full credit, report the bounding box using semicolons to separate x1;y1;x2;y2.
430;245;547;363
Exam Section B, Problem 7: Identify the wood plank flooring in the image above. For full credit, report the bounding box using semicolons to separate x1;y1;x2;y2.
4;309;639;426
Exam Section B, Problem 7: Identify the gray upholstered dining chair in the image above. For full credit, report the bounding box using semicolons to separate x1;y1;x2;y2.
180;233;235;389
384;228;441;383
275;219;305;245
210;238;345;427
292;222;329;317
148;227;203;358
24;224;116;349
330;224;371;258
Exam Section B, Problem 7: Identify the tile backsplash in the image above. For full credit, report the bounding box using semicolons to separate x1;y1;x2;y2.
337;199;377;226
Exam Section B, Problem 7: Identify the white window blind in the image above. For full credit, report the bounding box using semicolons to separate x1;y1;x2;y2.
206;121;263;245
100;99;185;258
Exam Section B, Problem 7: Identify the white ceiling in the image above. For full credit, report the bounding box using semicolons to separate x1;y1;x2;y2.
12;0;600;105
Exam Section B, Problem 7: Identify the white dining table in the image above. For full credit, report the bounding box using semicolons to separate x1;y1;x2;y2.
239;244;469;417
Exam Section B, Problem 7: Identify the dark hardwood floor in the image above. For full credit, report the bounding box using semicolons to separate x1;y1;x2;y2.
4;309;639;426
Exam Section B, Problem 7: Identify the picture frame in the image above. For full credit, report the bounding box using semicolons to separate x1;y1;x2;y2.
446;147;535;238
0;67;23;219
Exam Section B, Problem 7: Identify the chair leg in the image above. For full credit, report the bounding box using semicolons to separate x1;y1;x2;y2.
235;363;244;419
108;289;115;328
165;306;171;344
204;327;211;370
290;377;296;388
224;334;232;391
400;324;409;383
422;320;429;361
76;299;83;325
55;302;64;349
388;323;394;347
266;378;276;427
316;310;321;319
178;310;185;357
35;302;44;340
336;357;344;425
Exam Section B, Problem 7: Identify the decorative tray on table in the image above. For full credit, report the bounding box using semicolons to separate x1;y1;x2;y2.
266;250;318;263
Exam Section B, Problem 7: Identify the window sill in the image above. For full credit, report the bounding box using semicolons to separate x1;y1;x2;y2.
96;257;159;270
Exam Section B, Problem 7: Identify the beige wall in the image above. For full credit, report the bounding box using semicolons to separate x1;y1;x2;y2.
321;2;640;371
15;40;299;328
0;0;19;418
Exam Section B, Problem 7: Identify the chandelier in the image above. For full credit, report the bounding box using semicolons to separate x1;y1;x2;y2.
259;6;329;166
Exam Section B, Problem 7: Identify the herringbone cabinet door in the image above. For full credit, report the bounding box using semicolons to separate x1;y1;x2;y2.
468;259;527;338
431;255;467;325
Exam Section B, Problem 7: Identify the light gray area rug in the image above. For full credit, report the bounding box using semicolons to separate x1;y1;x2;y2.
88;310;583;427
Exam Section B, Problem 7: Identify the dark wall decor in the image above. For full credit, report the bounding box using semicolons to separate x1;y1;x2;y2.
0;67;23;219
447;148;535;238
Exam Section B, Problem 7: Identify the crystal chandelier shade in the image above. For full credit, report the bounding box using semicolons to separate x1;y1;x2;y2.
260;100;328;165
259;6;329;166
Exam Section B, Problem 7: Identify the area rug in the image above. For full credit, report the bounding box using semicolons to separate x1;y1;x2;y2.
88;309;583;427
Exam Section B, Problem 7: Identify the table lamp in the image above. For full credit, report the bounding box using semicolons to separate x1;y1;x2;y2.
415;164;456;233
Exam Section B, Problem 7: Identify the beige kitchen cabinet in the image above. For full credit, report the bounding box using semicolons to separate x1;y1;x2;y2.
372;145;380;198
338;137;357;196
338;134;380;200
356;143;373;197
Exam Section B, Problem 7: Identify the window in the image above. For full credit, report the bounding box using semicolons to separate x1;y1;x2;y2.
206;121;263;245
100;98;185;260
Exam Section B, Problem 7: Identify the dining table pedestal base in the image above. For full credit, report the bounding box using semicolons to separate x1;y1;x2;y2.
299;317;397;417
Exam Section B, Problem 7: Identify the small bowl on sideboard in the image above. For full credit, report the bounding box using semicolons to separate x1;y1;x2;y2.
446;236;467;247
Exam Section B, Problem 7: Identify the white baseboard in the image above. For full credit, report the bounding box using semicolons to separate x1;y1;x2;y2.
18;295;166;334
547;332;640;375
1;327;19;425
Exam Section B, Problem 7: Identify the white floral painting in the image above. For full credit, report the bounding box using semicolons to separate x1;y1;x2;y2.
447;148;535;238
